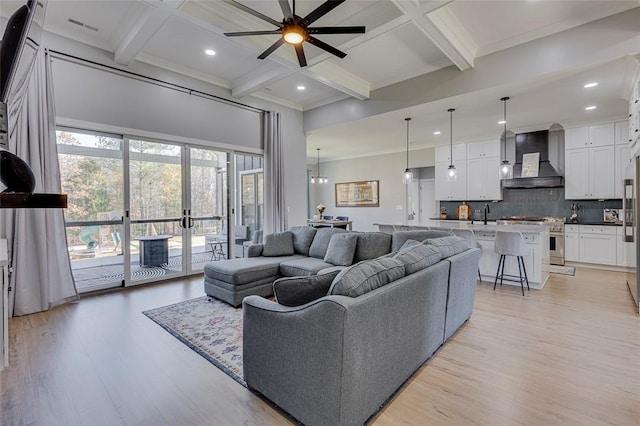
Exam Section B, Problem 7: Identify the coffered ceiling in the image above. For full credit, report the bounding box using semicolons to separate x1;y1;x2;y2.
2;0;639;162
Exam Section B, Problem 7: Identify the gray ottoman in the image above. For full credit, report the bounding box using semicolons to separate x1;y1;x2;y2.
203;256;303;306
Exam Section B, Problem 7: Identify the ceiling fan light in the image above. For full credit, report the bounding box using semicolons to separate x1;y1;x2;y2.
283;26;305;44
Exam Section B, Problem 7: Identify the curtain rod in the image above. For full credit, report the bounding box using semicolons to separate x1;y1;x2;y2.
48;49;267;114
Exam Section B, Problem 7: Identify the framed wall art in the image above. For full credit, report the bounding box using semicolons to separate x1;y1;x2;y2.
335;180;379;207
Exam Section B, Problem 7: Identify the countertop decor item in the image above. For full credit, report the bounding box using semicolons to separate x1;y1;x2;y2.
603;209;620;223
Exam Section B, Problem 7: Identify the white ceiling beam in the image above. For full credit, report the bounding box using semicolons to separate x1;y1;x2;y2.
392;0;476;71
231;62;296;99
114;1;185;66
304;62;370;100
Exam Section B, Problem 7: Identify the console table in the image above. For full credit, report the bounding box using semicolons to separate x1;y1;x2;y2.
137;235;170;267
307;219;353;231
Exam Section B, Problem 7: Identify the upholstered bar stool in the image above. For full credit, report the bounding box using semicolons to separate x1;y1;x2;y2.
493;230;530;296
451;228;482;282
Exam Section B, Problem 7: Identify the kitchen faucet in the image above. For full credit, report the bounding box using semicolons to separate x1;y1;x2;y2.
483;203;490;225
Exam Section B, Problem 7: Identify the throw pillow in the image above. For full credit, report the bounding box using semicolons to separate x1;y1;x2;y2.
273;270;341;307
424;236;468;259
391;229;454;252
329;257;405;297
354;232;392;262
262;231;294;257
324;233;358;266
393;242;442;275
308;227;347;259
289;226;317;255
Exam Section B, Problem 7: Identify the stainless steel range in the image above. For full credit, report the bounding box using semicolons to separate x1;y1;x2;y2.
496;216;565;266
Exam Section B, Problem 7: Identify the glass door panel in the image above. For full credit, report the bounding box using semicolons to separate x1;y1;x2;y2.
57;129;125;293
128;139;183;283
189;148;227;272
237;154;264;247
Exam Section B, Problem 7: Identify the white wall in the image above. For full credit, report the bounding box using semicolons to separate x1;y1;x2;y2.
43;32;308;228
310;147;435;231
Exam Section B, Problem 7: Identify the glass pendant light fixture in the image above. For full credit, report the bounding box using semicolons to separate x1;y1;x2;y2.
310;148;328;184
402;117;413;184
499;96;513;179
446;108;457;183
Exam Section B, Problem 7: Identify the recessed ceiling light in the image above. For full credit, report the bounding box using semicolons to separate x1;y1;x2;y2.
585;105;597;110
205;49;216;56
498;120;506;125
433;131;441;135
297;85;305;91
584;82;598;88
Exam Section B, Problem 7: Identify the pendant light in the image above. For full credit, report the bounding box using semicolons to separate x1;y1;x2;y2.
311;148;327;184
402;117;413;184
446;108;457;183
499;96;513;179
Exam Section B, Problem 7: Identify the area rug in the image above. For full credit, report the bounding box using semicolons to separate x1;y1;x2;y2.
549;264;576;276
143;296;245;387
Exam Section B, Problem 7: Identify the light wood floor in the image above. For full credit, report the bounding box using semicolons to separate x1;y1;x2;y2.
1;268;638;425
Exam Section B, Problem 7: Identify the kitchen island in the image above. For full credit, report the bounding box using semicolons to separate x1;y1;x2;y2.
380;222;550;289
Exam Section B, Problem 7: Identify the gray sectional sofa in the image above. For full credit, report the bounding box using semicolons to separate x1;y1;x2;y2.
242;236;481;426
203;226;452;307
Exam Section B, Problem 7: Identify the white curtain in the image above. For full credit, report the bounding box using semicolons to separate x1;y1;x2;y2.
263;111;287;234
4;47;77;316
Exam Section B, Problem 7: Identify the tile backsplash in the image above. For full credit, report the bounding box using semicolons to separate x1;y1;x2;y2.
440;187;622;222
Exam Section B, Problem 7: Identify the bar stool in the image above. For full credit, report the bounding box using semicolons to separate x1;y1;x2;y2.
493;231;530;296
451;228;482;282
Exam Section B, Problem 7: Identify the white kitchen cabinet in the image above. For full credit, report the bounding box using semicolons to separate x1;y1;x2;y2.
565;225;580;262
615;144;631;199
467;138;500;159
435;143;467;163
615;120;630;145
565;145;614;199
435;161;467;200
565;124;614;149
579;226;617;266
466;156;502;201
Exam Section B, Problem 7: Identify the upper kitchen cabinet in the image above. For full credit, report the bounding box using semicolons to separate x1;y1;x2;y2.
565;123;614;150
466;139;500;159
615;121;630;145
435;143;467;163
565;145;615;199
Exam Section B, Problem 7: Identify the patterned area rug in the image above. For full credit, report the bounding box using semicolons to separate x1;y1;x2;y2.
143;296;245;386
549;265;576;276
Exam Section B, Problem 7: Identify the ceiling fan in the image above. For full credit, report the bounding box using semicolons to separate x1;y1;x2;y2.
223;0;365;67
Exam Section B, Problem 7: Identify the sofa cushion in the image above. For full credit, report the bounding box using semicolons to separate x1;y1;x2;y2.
308;227;347;259
280;257;336;277
273;270;341;307
329;257;405;297
289;226;317;256
324;233;358;266
203;256;302;285
263;231;294;257
391;230;454;252
424;236;468;259
354;232;392;262
393;240;442;275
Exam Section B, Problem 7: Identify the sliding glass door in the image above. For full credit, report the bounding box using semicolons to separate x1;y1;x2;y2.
57;129;125;292
59;128;253;291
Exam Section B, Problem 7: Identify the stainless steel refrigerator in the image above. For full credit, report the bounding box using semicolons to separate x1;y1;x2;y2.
623;157;640;314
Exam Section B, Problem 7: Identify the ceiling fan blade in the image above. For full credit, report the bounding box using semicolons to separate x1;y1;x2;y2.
302;0;345;26
308;26;366;35
294;43;307;67
224;30;282;37
258;38;285;59
278;0;293;21
224;0;282;28
306;35;346;58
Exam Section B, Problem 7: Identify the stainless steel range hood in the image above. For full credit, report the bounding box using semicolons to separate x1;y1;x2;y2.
501;129;564;189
